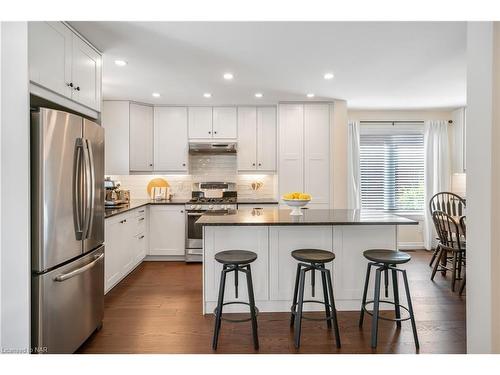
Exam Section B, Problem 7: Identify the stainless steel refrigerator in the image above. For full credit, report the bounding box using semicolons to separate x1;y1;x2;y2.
31;108;105;354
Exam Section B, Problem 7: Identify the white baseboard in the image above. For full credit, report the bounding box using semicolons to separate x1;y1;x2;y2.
144;255;186;261
398;242;425;250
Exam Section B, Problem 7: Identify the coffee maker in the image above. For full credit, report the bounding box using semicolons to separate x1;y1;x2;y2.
104;177;130;207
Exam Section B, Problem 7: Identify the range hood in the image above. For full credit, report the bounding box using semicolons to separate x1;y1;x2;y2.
189;142;237;154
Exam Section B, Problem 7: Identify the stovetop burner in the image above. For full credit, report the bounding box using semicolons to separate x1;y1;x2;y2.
188;197;237;204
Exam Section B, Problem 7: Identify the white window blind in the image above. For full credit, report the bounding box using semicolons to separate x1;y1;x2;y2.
359;122;424;213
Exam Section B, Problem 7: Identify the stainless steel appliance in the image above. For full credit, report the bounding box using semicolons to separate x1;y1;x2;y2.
189;142;237;154
31;108;105;354
185;182;237;262
105;177;129;207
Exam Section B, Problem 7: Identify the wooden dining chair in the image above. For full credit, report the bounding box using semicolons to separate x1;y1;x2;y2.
431;211;466;292
429;192;466;268
459;216;466;296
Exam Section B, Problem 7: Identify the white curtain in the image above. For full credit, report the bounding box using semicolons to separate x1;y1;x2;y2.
347;120;361;209
423;120;450;250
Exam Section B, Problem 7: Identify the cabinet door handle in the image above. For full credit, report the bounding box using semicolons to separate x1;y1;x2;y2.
138;235;145;239
138;210;145;213
138;217;145;221
120;219;127;224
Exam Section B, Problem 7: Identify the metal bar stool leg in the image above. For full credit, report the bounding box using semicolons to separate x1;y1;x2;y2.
371;267;383;348
402;269;419;349
290;263;302;327
234;267;239;299
325;267;341;348
391;267;401;328
320;265;332;329
245;265;259;350
384;268;389;297
311;267;316;297
359;263;372;327
212;266;228;350
294;267;307;349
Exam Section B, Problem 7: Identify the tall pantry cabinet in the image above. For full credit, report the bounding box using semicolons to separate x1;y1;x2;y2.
278;103;332;208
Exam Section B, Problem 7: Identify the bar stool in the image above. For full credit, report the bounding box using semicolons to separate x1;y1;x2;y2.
359;249;419;349
212;250;259;350
290;249;341;349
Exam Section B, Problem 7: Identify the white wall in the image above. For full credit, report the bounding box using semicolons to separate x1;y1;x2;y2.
466;21;500;354
0;22;31;353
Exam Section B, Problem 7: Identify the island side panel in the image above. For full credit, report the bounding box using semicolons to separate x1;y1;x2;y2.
204;226;269;314
333;225;397;310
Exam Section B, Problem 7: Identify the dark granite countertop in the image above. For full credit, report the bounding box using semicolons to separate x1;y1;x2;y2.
196;208;419;226
105;199;186;219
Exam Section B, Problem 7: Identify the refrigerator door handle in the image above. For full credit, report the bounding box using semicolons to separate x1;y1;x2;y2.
53;253;104;282
73;138;85;240
84;139;95;239
82;139;92;239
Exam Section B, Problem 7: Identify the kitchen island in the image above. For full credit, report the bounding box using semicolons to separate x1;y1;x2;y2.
197;208;418;314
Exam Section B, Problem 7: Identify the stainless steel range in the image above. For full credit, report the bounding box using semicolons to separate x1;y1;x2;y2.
185;182;237;262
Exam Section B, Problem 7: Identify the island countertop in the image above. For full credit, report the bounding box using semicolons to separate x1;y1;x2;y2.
196;208;418;226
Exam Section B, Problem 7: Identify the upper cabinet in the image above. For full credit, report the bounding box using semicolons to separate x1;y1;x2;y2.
188;106;237;139
154;107;189;172
102;101;130;175
278;103;332;208
213;107;237;138
188;107;213;138
237;106;276;171
28;22;102;113
130;103;154;172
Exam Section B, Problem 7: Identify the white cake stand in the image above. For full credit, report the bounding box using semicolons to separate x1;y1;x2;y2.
282;199;310;216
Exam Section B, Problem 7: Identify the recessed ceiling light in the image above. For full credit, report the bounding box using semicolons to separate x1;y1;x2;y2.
306;93;315;98
254;93;263;98
223;73;234;80
114;60;127;67
203;93;212;98
152;92;161;98
323;72;334;80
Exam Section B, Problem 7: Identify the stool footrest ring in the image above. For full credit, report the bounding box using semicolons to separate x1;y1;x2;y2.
362;300;411;322
291;300;337;322
213;301;259;323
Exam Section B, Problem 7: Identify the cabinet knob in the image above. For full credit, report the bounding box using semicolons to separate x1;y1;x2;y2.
181;210;184;213
252;163;256;166
75;86;80;91
67;82;73;88
149;163;153;167
208;131;212;135
182;163;186;167
258;163;262;166
214;131;217;134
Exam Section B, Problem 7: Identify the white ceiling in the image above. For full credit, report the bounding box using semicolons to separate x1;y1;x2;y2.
71;21;467;109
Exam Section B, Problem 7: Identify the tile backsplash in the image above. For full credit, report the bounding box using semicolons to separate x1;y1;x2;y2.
108;154;276;200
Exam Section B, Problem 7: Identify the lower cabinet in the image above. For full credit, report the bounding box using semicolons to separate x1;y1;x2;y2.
148;205;186;256
104;207;147;293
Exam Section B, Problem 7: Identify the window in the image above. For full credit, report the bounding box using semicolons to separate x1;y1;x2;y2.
359;122;424;213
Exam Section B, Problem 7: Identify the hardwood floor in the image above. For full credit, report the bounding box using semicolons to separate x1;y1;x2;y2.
78;250;466;354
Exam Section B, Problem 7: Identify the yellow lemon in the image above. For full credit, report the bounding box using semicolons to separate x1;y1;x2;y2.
299;193;311;200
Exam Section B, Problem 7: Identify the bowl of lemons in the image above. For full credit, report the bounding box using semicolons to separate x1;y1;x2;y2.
282;192;311;215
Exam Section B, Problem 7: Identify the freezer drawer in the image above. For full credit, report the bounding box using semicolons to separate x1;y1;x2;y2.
32;246;104;354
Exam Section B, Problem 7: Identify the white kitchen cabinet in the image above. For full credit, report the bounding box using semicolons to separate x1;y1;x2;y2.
304;104;330;205
213;107;237;138
71;35;102;111
28;22;73;98
188;107;213;139
257;107;277;171
237;107;258;170
130;103;154;171
237;106;276;171
154;107;188;172
28;22;102;112
104;207;148;293
278;103;331;207
278;104;305;194
102;101;130;175
149;206;186;256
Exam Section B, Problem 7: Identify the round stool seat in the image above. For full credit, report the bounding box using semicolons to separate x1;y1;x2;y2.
292;249;335;263
363;249;411;265
215;250;257;265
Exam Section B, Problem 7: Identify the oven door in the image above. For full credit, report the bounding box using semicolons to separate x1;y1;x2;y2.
186;211;204;250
